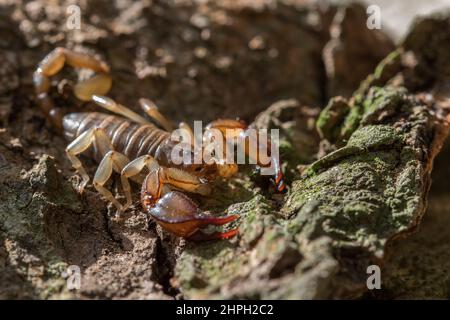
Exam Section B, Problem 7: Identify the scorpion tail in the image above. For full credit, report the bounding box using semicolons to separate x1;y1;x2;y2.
33;47;111;132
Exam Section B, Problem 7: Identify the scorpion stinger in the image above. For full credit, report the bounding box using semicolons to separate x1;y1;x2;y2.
33;47;112;131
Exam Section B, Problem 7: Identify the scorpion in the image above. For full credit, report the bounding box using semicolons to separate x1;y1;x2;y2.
33;47;285;241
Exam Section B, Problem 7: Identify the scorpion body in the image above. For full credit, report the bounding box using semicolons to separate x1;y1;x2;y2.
33;47;285;241
63;112;170;162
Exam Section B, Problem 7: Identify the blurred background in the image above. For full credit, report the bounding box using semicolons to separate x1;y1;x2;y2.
362;0;450;40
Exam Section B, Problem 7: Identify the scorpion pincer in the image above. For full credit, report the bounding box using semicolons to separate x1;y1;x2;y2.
33;47;285;241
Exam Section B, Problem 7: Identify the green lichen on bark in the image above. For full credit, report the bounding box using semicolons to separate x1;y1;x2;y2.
175;78;441;298
286;85;433;256
316;96;351;143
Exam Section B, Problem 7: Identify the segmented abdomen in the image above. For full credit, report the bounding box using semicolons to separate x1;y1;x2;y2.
63;112;170;161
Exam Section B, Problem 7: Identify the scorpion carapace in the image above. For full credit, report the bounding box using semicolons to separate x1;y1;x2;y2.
34;47;285;241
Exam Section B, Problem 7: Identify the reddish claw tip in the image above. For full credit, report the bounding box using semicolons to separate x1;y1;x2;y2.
270;174;286;193
277;179;286;193
217;228;239;239
271;162;286;193
275;172;283;185
188;214;239;241
200;214;239;226
188;228;239;241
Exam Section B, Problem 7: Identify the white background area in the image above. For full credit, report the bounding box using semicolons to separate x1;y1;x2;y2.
362;0;450;41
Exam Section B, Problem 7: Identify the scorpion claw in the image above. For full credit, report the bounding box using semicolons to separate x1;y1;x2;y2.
143;191;239;240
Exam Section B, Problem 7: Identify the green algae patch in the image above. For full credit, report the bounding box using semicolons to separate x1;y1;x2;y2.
347;125;401;149
174;12;450;298
173;67;448;297
307;124;402;176
285;86;432;262
317;85;410;146
316;97;351;143
285;149;413;257
355;49;403;96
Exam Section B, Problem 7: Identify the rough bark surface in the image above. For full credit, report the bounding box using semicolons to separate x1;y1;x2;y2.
0;0;449;299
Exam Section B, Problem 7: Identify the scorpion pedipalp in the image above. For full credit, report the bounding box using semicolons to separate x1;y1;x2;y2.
143;190;239;241
206;119;286;192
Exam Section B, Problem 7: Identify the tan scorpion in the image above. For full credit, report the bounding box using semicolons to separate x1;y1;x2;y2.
33;47;285;241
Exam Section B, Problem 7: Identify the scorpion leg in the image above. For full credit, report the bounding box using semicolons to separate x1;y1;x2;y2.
92;95;149;124
67;126;131;213
139;98;173;131
66;127;115;193
93;150;130;214
141;170;238;240
66;128;96;192
120;155;159;211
